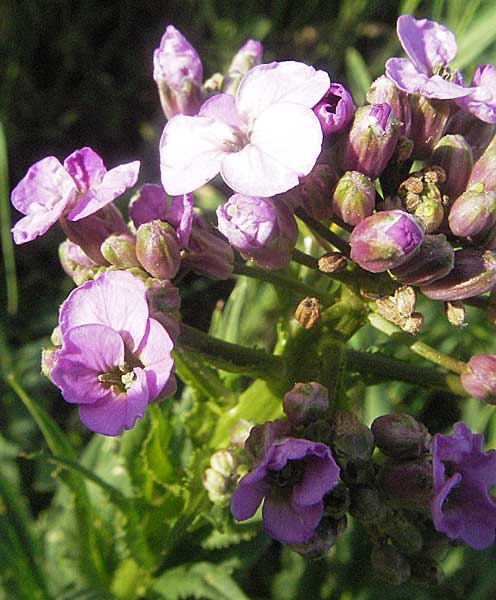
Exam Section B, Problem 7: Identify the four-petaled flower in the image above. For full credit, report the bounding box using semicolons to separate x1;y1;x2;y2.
50;271;175;436
11;147;140;244
160;61;330;198
432;422;496;549
231;437;340;543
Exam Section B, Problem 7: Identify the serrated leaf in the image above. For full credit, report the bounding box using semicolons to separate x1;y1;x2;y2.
152;562;249;600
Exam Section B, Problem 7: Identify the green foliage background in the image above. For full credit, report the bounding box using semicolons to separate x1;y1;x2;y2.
2;1;496;598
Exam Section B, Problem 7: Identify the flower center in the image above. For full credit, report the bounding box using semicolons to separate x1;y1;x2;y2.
223;128;249;153
432;64;457;83
267;459;305;488
98;361;140;394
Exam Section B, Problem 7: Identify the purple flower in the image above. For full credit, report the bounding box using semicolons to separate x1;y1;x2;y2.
432;422;496;549
461;355;496;404
456;64;496;124
160;61;330;197
129;184;193;248
312;83;354;135
11;147;139;244
231;437;340;543
50;271;175;436
385;15;472;100
216;194;298;268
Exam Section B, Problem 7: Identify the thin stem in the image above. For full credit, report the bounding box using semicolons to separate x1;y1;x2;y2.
368;313;469;375
295;208;351;256
292;248;355;286
178;322;285;381
233;261;335;305
345;348;467;396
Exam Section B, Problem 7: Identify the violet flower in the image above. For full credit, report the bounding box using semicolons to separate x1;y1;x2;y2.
231;437;340;543
455;64;496;124
432;422;496;549
11;147;139;244
385;15;472;100
50;271;175;436
160;61;330;197
312;82;354;136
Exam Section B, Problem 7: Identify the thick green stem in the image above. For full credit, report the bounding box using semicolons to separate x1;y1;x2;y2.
233;261;335;305
178;323;285;381
368;313;469;375
295;208;351;256
345;348;467;396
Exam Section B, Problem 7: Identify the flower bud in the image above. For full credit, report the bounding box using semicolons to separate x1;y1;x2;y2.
217;194;297;269
318;252;347;273
294;297;320;329
203;468;229;505
468;141;496;193
391;234;454;286
447;109;495;159
153;25;203;119
222;40;263;95
58;240;99;284
230;419;252;448
421;248;496;301
341;103;401;179
283;382;329;426
41;346;59;379
387;514;423;555
244;419;291;465
410;559;443;587
331;411;374;477
313;83;355;136
100;233;140;268
288;517;338;559
349;486;387;524
349;210;424;273
332;171;376;226
431;135;474;199
461;354;496;404
371;544;411;585
409;95;450;160
182;214;234;280
136;220;181;279
397;168;447;233
293;163;338;221
366;75;411;136
146;278;181;314
372;414;431;460
448;189;496;238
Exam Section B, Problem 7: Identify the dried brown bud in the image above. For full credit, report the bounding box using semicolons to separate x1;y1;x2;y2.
375;286;424;334
318;252;348;273
295;297;321;329
445;300;465;326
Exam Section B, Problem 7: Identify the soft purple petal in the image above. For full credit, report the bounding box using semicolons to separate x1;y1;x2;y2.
456;65;496;124
199;93;244;130
262;496;323;543
265;438;326;471
68;161;140;221
51;356;114;405
396;15;457;73
167;193;194;247
78;368;149;436
231;476;271;521
153;25;203;89
236;61;330;125
129;183;167;228
137;318;175;400
12;206;67;244
59;271;149;352
292;452;340;506
64;147;106;192
160;114;235;195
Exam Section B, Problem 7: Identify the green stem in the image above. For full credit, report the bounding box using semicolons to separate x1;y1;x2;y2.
233;261;335;305
345;348;467;396
295;208;351;256
178;323;285;381
368;313;469;375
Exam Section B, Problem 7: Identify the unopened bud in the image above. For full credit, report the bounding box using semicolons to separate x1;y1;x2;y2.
146;278;181;315
59;239;99;284
101;233;140;268
331;411;374;467
461;354;496;404
318;252;347;273
223;40;263;95
391;234;454;286
313;83;355;136
332;171;376;226
295;163;338;221
446;109;495;159
371;544;411;585
245;419;291;465
431;135;473;199
445;300;465;325
41;346;59;379
283;382;329;426
388;514;423;555
349;486;387;524
371;414;431;460
295;297;321;329
409;95;450;160
210;449;237;478
288;517;337;559
203;468;228;505
468;140;496;192
366;75;412;136
379;459;434;512
448;189;496;238
136;220;181;279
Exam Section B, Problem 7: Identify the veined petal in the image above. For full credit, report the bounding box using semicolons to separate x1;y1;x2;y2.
64;147;107;192
419;74;473;100
262;496;322;543
137;318;175;400
59;271;149;352
397;15;457;73
68;160;140;221
160;114;236;195
199;93;244;130
236;61;330;125
250;102;323;176
456;65;496;123
12;205;67;244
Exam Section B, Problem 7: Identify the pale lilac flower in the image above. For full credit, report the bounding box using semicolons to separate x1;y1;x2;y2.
432;422;496;549
456;64;496;124
11;147;139;244
461;355;496;404
160;61;330;197
385;15;472;100
231;437;340;543
50;271;174;436
129;183;193;248
312;83;354;135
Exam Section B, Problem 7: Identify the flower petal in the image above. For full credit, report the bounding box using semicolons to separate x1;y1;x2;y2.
64;147;106;192
292;453;340;507
397;15;457;73
137;318;175;400
456;65;496;123
262;496;322;543
129;183;167;228
68;161;140;221
59;271;149;352
199;93;244;130
231;476;271;521
236;61;330;125
12;206;67;244
167;193;194;248
160;114;235;195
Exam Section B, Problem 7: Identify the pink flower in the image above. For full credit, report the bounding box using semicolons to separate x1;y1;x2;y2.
456;64;496;124
160;61;330;197
11;147;140;244
50;271;175;436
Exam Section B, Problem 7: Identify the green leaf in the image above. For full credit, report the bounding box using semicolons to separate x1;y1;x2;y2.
345;47;372;106
453;2;496;69
152;562;249;600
